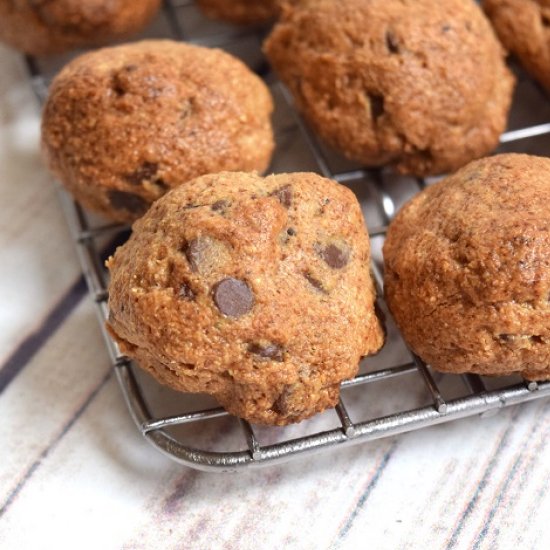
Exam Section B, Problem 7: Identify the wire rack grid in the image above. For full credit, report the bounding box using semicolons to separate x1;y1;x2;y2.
23;0;550;471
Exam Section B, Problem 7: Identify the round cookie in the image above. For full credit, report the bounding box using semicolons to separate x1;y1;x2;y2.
483;0;550;93
0;0;160;55
196;0;279;25
264;0;515;176
107;171;384;425
41;40;274;223
383;154;550;380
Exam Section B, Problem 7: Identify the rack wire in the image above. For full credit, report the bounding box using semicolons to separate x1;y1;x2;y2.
24;0;550;471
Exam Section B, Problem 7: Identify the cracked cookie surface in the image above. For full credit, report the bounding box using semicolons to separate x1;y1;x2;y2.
0;0;160;55
383;154;550;379
107;171;384;425
41;40;274;223
264;0;515;176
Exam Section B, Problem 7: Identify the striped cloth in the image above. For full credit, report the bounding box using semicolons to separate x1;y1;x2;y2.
1;43;549;550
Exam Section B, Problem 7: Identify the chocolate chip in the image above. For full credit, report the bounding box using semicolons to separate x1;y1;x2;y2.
542;15;550;28
123;162;159;185
184;237;208;273
107;190;148;215
318;243;350;269
304;272;326;293
287;228;296;236
182;235;230;275
386;30;399;53
248;342;284;362
181;97;196;119
370;94;385;120
213;278;254;318
179;282;195;300
112;83;126;97
211;199;230;212
270;185;292;208
111;66;137;97
153;178;169;192
272;386;293;416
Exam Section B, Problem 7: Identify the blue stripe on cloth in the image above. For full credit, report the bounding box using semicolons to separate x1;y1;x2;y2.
472;401;550;549
0;276;87;396
0;228;131;396
445;406;523;549
333;440;398;546
0;369;112;518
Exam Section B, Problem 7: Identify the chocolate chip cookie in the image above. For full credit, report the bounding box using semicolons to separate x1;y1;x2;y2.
483;0;550;93
264;0;515;176
107;171;384;425
384;154;550;380
41;40;274;223
0;0;160;55
196;0;279;25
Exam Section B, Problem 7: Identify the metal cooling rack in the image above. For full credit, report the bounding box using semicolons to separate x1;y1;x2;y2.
24;0;550;471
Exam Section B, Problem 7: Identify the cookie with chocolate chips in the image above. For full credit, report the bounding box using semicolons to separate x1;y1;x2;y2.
107;171;384;425
0;0;160;55
264;0;515;176
384;154;550;380
483;0;550;93
196;0;280;25
41;40;274;223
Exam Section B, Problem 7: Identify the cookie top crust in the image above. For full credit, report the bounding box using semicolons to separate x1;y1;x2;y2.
0;0;161;55
384;154;550;379
483;0;550;92
107;171;384;424
41;40;274;222
196;0;280;25
265;0;515;176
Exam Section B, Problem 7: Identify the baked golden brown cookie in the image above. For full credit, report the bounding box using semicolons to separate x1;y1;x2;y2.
196;0;279;25
384;154;550;380
264;0;515;176
107;171;384;425
483;0;550;93
0;0;161;55
41;40;274;223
